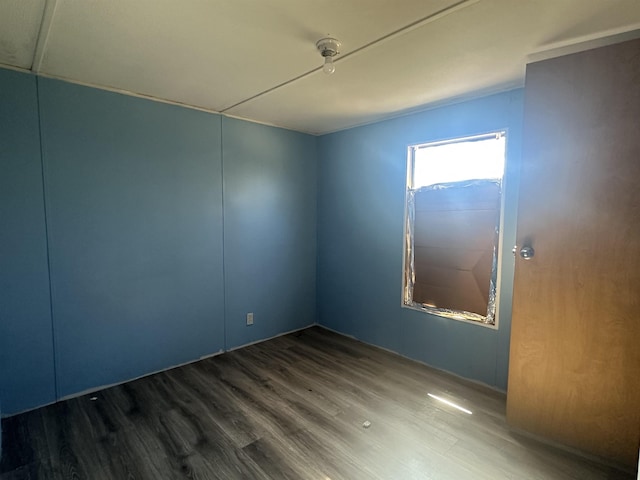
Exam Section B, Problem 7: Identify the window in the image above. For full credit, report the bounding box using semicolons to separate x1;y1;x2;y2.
403;132;506;325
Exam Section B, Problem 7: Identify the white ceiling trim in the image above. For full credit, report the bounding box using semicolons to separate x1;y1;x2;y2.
32;0;58;72
0;62;32;74
315;81;523;136
34;70;301;133
11;67;526;136
35;70;223;115
528;23;640;63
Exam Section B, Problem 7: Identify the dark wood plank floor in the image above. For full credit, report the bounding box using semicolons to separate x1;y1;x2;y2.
0;326;633;479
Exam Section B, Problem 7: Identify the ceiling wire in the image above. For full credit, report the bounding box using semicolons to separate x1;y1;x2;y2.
220;0;480;113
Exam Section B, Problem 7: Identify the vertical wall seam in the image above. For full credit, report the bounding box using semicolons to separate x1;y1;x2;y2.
35;75;59;401
314;135;321;326
220;116;227;352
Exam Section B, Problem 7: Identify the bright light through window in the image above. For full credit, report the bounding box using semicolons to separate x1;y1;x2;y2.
413;133;505;189
427;393;473;415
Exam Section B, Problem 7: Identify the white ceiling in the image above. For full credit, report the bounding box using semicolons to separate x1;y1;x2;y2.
1;0;639;134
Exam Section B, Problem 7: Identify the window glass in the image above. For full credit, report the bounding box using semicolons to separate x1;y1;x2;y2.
403;132;506;325
413;134;505;188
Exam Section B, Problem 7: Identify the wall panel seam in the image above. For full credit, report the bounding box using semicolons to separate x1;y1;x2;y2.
34;76;59;401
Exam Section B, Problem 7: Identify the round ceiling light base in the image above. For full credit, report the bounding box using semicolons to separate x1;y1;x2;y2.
316;37;341;74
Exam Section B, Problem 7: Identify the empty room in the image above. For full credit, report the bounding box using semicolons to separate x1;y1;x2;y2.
1;1;639;479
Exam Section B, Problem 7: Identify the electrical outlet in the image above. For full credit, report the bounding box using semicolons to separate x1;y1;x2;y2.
246;312;254;326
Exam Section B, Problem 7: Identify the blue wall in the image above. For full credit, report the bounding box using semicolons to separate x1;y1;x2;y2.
317;90;524;390
39;78;226;398
0;66;521;415
0;70;56;414
0;72;317;415
222;118;317;350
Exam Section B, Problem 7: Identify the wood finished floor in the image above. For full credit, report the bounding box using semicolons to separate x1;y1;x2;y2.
0;326;633;480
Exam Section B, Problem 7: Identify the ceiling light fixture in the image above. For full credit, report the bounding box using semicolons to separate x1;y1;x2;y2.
316;37;341;75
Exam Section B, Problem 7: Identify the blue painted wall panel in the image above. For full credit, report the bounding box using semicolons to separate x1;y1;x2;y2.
0;70;56;414
38;78;225;398
317;90;524;389
0;67;519;414
222;117;317;349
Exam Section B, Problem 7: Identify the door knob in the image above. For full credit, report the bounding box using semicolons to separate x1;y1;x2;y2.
519;246;535;260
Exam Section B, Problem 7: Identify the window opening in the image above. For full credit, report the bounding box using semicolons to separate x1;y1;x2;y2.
403;132;506;325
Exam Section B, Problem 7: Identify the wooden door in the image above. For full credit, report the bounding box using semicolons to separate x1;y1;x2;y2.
507;38;640;467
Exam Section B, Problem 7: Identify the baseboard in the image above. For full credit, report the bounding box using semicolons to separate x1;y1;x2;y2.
3;323;316;419
315;324;506;396
508;426;637;476
226;323;316;352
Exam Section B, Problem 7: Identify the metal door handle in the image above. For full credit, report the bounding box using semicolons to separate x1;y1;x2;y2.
519;246;535;259
513;245;535;259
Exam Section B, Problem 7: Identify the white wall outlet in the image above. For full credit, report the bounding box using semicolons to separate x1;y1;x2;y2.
246;312;254;326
